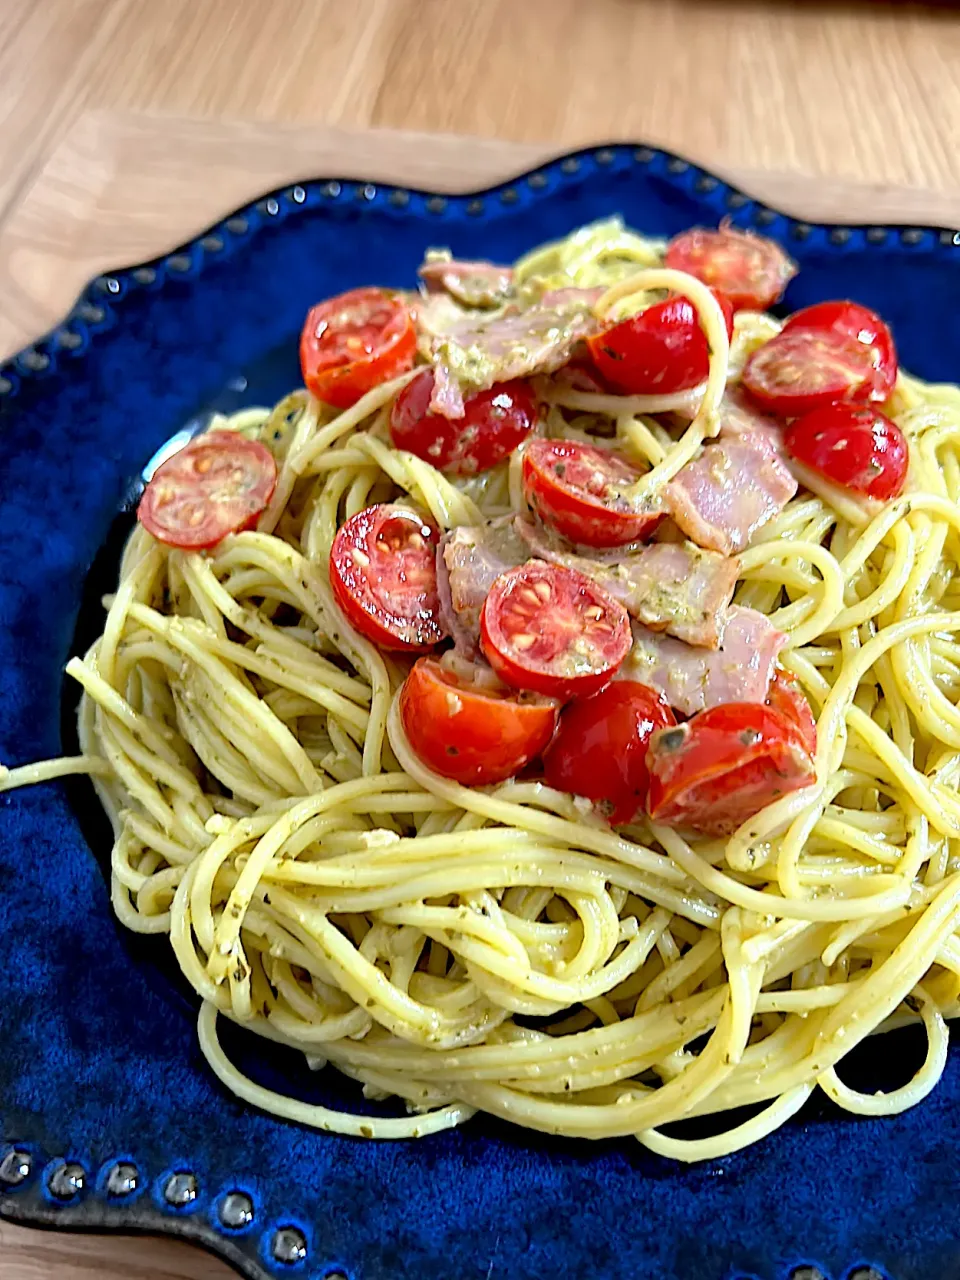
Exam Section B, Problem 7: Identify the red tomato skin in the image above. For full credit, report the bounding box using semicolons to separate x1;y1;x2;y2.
329;504;443;652
300;288;415;409
399;657;559;786
665;226;797;312
742;327;882;418
522;439;661;548
783;301;898;403
480;563;632;701
784;404;908;501
389;370;538;474
137;430;277;550
587;289;734;395
767;670;818;758
543;681;676;824
646;702;816;837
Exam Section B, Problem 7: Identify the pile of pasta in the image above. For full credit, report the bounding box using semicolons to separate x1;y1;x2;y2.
6;219;960;1160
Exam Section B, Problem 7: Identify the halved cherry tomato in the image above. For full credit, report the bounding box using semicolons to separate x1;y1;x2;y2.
646;702;816;837
300;288;415;409
784;404;908;501
480;562;631;700
767;670;818;758
522;439;660;548
399;656;559;785
587;289;734;395
543;681;676;824
742;327;885;418
665;225;797;312
783;300;898;403
389;370;538;474
329;503;443;651
137;430;277;550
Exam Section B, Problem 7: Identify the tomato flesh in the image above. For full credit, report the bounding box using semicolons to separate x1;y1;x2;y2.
480;561;631;700
329;503;443;651
543;681;676;824
300;287;415;409
587;289;734;395
784;403;908;501
665;226;797;312
137;430;277;550
389;369;538;474
766;670;818;757
646;702;816;837
742;327;884;418
399;657;559;785
522;439;660;548
783;300;897;403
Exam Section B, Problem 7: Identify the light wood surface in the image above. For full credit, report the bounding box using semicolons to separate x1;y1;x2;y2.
3;2;960;1279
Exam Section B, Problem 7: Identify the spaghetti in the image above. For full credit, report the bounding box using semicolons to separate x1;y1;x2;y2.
5;218;960;1161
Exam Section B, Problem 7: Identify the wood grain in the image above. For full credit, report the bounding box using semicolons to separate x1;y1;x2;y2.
0;1221;236;1280
3;2;960;1278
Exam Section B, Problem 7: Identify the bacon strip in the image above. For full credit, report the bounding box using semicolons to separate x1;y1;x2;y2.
663;392;797;555
515;518;738;650
419;288;603;418
437;521;528;656
419;257;514;309
621;606;787;716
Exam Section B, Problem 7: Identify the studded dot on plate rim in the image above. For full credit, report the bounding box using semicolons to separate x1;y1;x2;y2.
219;1189;255;1229
77;302;105;323
105;1161;140;1197
272;1224;308;1263
0;1148;32;1186
48;1160;86;1200
163;1170;198;1207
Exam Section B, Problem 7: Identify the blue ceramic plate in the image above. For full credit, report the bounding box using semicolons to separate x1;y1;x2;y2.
3;145;960;1280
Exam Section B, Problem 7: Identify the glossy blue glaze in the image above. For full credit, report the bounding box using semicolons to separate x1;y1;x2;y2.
2;146;959;1280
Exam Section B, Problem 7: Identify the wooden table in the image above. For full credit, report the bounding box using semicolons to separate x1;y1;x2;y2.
3;1;959;1277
